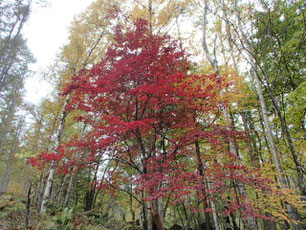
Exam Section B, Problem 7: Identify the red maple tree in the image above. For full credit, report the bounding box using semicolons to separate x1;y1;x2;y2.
30;19;286;230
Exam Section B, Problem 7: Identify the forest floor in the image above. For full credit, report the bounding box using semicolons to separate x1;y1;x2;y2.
0;194;204;230
0;193;141;230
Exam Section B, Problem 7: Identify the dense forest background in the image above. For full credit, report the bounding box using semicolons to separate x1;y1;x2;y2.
0;0;305;230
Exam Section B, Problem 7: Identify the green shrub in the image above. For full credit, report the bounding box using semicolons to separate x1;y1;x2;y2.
50;208;73;230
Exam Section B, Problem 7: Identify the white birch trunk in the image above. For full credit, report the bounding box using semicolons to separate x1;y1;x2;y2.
202;2;225;230
207;182;220;230
64;168;75;207
138;192;144;230
40;93;71;213
231;1;301;228
202;1;257;229
157;196;164;225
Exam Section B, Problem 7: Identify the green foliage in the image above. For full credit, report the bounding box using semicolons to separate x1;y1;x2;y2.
2;0;305;229
0;195;25;214
122;222;141;230
0;195;33;229
254;0;305;94
50;208;74;230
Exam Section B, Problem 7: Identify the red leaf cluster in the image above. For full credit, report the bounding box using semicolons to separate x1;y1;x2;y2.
46;18;278;221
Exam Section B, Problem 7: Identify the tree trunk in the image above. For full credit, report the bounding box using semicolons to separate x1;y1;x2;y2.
0;148;14;194
40;162;55;213
202;2;257;229
130;186;136;222
232;2;302;228
0;1;32;92
35;169;46;211
40;93;71;213
207;182;220;230
85;170;96;211
195;141;213;230
138;192;145;230
240;111;259;166
0;117;24;194
182;203;192;230
266;84;305;195
56;174;68;203
24;182;32;230
157;196;164;225
151;199;164;230
263;213;277;230
64;169;75;208
148;203;153;230
177;205;186;229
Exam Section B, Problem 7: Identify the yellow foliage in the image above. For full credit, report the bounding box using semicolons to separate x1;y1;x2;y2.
129;0;193;33
59;0;128;89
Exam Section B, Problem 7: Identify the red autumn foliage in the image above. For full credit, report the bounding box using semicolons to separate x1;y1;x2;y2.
29;151;64;170
29;18;282;225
